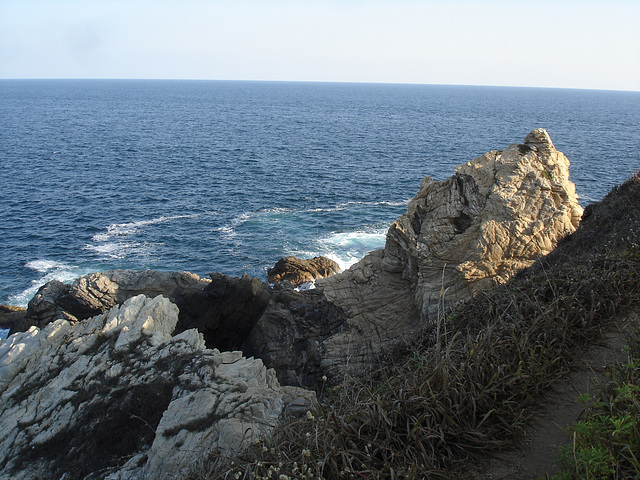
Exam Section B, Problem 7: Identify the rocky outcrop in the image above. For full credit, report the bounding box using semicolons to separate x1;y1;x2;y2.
6;130;584;388
267;256;341;286
16;270;210;333
237;129;583;383
14;271;274;353
306;129;582;374
243;284;347;387
380;128;583;317
0;305;26;332
0;295;312;480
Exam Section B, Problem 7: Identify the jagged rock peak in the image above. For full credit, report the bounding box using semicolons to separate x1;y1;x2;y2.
381;128;583;317
524;127;554;153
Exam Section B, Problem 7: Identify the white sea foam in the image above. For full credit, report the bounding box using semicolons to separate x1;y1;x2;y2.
218;208;296;239
91;214;198;243
0;328;9;341
83;241;145;259
24;259;70;273
294;281;317;292
8;259;90;308
216;226;236;238
307;199;409;213
87;214;196;260
290;228;387;271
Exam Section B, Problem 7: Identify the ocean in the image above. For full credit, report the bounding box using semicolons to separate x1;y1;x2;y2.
1;80;639;311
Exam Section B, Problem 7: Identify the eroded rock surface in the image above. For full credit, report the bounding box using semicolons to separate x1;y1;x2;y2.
244;283;347;387
14;271;274;353
16;270;210;334
311;129;582;375
267;255;341;286
0;295;310;480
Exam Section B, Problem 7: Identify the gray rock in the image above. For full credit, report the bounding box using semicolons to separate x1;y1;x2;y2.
0;295;308;480
15;270;210;334
243;284;347;387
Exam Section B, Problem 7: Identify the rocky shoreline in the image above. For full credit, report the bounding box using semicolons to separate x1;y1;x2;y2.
0;129;584;479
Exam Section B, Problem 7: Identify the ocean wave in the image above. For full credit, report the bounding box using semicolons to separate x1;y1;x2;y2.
289;227;388;271
217;209;295;239
8;259;90;308
83;241;145;259
87;214;198;260
91;214;199;242
307;199;409;213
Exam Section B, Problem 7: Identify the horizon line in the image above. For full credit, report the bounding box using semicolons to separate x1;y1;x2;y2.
1;78;638;93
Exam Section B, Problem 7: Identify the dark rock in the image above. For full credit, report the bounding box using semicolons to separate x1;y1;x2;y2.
12;270;210;335
174;272;272;351
0;305;27;332
243;284;347;388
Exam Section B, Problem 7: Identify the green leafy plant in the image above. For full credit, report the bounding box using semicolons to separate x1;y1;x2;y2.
553;339;640;479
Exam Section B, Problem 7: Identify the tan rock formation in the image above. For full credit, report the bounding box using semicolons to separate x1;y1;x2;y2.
315;129;582;375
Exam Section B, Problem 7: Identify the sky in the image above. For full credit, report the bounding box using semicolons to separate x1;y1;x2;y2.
0;0;639;91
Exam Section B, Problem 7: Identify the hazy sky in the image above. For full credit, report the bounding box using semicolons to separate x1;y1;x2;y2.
1;0;638;90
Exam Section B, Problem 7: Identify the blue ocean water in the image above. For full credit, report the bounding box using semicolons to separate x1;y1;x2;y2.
1;80;639;309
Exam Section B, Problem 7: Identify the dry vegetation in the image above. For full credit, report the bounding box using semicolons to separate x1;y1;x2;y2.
186;171;640;480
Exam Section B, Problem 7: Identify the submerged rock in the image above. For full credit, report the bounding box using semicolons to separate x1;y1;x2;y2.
0;295;311;480
267;255;341;286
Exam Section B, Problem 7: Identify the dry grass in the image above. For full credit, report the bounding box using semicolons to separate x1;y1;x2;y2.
186;171;640;480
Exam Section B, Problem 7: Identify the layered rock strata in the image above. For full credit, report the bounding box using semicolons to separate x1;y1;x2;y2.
311;128;583;375
0;295;311;480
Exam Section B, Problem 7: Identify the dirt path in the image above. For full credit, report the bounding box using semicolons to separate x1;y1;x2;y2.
466;317;633;480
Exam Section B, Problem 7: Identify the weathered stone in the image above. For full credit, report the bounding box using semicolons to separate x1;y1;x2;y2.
243;283;347;387
14;270;211;334
0;305;26;331
14;270;275;354
0;295;295;480
267;255;341;286
311;129;582;375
